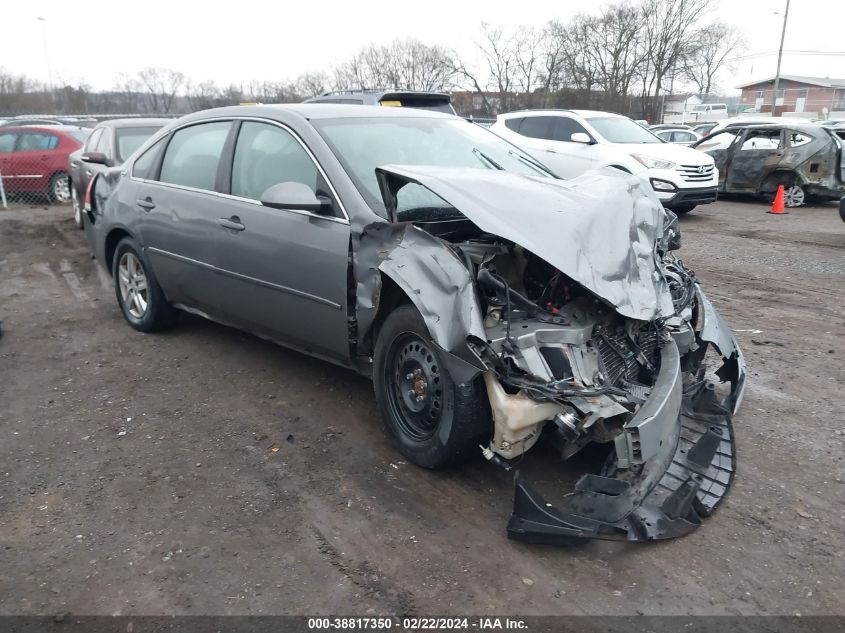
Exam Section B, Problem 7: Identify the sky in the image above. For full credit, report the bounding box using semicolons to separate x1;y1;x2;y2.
1;0;843;95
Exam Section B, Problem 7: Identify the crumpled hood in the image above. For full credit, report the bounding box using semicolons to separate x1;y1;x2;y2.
375;165;675;321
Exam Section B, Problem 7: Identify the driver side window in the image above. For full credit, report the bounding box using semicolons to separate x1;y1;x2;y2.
231;121;320;204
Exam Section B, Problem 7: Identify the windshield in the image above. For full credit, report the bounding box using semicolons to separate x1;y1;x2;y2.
313;117;553;215
67;130;90;143
116;126;162;161
587;117;662;144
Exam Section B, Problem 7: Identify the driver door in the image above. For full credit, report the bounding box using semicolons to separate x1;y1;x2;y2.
725;128;784;192
212;120;351;363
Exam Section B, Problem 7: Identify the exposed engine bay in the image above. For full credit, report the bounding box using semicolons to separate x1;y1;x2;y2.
357;166;746;543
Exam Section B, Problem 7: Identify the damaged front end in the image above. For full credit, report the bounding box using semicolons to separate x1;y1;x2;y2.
363;166;746;544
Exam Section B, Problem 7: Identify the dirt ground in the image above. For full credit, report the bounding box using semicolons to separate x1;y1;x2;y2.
1;197;844;617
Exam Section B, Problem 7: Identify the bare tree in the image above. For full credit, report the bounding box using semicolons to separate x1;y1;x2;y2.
334;39;458;92
684;22;745;97
296;71;330;98
137;67;187;113
638;0;711;119
476;23;518;113
186;80;221;111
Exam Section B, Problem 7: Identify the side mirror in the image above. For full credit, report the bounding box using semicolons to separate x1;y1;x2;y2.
570;132;593;144
82;151;108;165
260;182;332;214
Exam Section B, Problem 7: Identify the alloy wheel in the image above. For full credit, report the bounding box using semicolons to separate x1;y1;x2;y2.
118;252;149;319
784;184;805;208
53;175;71;204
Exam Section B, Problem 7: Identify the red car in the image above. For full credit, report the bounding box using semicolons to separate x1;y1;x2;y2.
0;125;89;203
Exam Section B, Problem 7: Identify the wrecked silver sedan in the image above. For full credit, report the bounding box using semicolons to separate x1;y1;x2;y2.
84;105;746;544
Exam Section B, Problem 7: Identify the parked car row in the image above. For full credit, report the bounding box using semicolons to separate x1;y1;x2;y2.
0;125;90;203
81;102;745;544
490;109;718;214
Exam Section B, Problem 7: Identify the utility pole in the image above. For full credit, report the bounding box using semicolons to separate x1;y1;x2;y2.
772;0;790;114
37;17;55;111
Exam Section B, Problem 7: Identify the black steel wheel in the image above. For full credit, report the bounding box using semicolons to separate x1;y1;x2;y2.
373;304;490;468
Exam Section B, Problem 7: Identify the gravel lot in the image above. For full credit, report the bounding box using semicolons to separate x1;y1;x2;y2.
1;197;844;617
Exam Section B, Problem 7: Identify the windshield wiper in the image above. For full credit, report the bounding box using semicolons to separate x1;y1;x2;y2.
507;150;554;177
473;147;504;170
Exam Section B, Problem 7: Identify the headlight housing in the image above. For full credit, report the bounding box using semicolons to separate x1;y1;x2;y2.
631;154;676;170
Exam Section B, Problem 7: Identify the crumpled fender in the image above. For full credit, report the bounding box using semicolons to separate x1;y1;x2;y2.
356;222;487;383
696;287;747;414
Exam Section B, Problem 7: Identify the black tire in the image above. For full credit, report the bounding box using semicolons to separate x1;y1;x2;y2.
669;203;696;214
373;304;491;469
112;237;178;332
71;182;84;229
48;171;71;204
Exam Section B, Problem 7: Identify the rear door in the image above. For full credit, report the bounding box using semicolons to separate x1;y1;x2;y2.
212;119;351;362
510;116;594;178
133;120;234;315
725;128;784;192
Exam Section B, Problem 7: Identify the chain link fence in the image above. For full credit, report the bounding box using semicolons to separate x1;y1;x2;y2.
0;121;92;208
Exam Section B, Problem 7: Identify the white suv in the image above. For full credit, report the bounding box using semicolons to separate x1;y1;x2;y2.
491;110;718;213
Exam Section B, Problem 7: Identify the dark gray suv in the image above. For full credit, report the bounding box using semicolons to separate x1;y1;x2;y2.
84;104;745;544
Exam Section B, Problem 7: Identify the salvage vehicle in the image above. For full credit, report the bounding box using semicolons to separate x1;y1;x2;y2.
491;110;718;214
84;105;745;544
693;122;845;207
68;118;168;229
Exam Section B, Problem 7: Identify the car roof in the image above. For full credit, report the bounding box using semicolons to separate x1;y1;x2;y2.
724;121;823;133
498;109;624;119
0;124;88;134
180;103;457;123
96;118;172;129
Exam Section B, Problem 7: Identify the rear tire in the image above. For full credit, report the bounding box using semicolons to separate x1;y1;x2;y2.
49;172;71;204
373;304;490;469
784;183;805;208
112;237;178;333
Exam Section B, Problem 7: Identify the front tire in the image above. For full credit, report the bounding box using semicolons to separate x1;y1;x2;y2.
373;304;490;469
112;237;177;332
71;183;83;229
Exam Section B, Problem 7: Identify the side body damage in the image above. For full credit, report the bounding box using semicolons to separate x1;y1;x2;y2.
356;167;746;543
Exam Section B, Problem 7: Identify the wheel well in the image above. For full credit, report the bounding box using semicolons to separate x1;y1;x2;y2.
608;164;632;173
761;170;802;193
104;229;132;275
362;274;412;354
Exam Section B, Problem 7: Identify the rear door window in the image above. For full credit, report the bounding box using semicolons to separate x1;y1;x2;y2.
230;121;319;202
739;130;781;151
517;117;554;140
159;121;231;191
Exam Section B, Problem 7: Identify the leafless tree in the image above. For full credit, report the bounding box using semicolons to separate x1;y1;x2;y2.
476;23;517;112
185;80;221;111
334;39;457;92
137;67;187;113
296;71;330;98
684;22;745;97
637;0;711;119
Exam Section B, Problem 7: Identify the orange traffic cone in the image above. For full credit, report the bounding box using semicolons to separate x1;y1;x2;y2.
767;184;788;215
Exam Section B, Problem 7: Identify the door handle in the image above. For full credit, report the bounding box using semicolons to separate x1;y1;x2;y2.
545;148;557;153
85;170;93;176
136;197;155;210
217;216;245;231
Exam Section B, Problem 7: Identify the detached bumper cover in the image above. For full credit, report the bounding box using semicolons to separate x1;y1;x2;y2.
507;293;745;544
